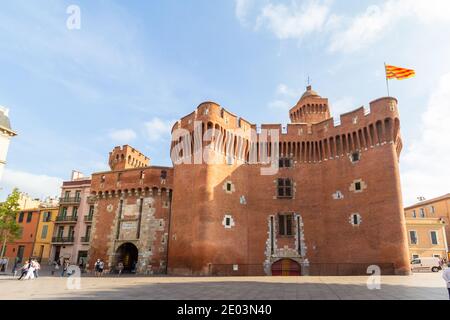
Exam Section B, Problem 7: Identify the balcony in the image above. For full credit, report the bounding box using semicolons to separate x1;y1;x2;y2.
81;236;90;243
84;215;93;223
52;236;75;244
55;215;78;223
59;197;81;205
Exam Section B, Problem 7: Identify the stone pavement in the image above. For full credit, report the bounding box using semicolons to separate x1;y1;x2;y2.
0;272;448;300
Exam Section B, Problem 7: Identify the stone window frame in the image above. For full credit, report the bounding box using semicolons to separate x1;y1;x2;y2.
222;214;235;229
349;179;367;193
350;151;361;163
349;213;362;227
277;178;293;199
278;213;294;237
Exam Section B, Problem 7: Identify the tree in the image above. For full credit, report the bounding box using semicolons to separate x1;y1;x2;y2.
0;188;21;258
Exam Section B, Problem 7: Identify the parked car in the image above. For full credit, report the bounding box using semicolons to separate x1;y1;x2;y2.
410;257;442;273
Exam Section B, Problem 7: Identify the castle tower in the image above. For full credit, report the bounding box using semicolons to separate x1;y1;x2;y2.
289;86;331;124
108;145;150;171
0;106;17;181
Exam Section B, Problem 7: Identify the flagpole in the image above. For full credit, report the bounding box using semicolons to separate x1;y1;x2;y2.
384;62;390;97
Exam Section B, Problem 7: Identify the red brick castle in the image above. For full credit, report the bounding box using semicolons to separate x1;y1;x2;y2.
88;86;411;276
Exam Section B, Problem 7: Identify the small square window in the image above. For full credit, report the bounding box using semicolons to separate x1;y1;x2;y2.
351;152;360;162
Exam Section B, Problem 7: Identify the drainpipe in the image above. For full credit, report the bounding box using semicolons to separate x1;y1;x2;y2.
165;190;173;275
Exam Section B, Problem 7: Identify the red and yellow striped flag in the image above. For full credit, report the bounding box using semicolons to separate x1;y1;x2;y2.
385;64;416;80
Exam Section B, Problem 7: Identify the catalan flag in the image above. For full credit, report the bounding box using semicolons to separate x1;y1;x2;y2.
385;64;416;80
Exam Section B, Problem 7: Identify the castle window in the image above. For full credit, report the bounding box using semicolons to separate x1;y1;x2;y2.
222;215;235;229
277;179;293;199
161;170;167;179
226;182;232;192
140;171;145;180
354;182;362;191
101;175;106;183
278;214;293;236
279;158;292;168
412;210;416;218
430;206;435;214
333;191;344;200
18;212;24;223
117;173;122;181
349;213;362;226
351;152;360;163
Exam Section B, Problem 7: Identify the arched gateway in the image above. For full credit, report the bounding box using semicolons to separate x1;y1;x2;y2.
271;259;301;276
115;243;138;273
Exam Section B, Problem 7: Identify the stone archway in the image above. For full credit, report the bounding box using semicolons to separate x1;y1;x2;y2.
115;242;138;273
271;259;301;276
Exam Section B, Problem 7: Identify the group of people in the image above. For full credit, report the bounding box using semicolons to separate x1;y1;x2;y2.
94;259;105;277
51;258;71;277
16;258;41;280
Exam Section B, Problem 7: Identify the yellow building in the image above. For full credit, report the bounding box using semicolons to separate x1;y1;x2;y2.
33;205;59;264
405;194;450;261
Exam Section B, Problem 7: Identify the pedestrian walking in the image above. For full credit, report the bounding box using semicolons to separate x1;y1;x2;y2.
117;262;124;276
51;260;59;276
18;260;30;280
24;261;36;280
443;263;450;300
32;259;41;278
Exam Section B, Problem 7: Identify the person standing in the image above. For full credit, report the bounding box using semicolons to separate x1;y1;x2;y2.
60;259;68;277
98;259;104;277
11;258;19;277
94;259;101;277
443;263;450;300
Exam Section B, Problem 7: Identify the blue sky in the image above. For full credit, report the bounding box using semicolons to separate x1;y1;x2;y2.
1;0;450;205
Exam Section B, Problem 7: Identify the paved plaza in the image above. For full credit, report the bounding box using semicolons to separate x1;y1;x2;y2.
0;272;448;300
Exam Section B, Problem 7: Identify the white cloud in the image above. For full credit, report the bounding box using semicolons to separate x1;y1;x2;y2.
255;0;332;40
144;117;175;143
1;169;63;200
329;0;450;53
235;0;255;25
108;129;137;143
238;0;450;52
400;72;450;206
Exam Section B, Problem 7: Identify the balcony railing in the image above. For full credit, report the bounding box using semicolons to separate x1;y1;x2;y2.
55;215;78;222
59;197;81;204
81;236;90;243
84;215;93;222
52;236;75;243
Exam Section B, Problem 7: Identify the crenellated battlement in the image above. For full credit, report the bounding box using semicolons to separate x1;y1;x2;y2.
170;89;401;165
108;145;150;171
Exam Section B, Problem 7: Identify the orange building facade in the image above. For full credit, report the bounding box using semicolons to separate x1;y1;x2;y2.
4;209;40;264
88;86;411;276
